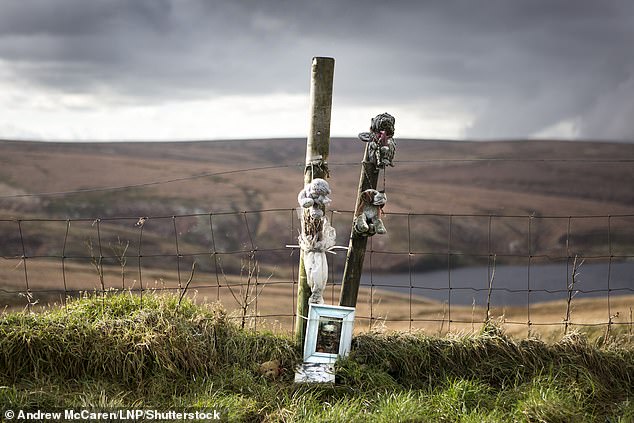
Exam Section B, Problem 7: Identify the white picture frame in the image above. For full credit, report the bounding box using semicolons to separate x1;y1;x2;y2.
303;304;355;364
294;363;335;383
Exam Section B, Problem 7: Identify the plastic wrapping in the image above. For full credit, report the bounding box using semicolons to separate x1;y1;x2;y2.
299;218;336;304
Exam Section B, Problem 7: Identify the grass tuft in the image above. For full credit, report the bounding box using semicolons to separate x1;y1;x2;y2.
0;292;632;422
0;292;300;387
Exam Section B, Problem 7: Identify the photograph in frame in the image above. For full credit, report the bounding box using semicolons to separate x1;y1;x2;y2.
303;304;355;364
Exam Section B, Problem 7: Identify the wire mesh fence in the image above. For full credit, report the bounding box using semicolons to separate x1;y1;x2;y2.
1;209;633;337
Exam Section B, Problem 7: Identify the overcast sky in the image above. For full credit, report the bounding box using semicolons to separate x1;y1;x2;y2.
1;0;634;142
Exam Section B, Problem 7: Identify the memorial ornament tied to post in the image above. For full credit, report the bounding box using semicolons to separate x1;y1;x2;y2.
353;112;396;237
297;178;336;304
354;189;387;236
339;112;396;309
359;112;396;170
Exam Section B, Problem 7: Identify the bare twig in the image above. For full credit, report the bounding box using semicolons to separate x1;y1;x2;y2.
486;254;497;323
564;254;583;335
368;287;386;332
629;307;634;339
439;301;447;336
110;237;129;290
223;251;268;329
86;239;105;293
471;298;476;333
605;312;620;341
178;262;197;306
18;291;38;311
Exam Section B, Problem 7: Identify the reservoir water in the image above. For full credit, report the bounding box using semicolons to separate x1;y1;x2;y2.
360;261;634;305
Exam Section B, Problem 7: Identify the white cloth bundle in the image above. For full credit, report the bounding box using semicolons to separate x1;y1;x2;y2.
299;219;336;304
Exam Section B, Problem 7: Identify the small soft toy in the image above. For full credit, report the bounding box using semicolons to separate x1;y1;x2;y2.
358;112;396;169
297;178;336;304
354;189;387;236
259;359;282;379
297;178;332;219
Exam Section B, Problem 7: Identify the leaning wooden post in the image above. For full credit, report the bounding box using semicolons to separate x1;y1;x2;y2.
339;113;396;307
338;146;378;307
295;57;335;345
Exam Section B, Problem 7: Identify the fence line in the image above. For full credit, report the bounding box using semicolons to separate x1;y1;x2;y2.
1;209;633;336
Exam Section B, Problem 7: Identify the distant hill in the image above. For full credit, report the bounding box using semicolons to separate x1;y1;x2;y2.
2;138;634;216
1;138;633;319
1;138;633;275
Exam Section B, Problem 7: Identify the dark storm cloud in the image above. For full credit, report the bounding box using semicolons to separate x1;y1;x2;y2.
1;0;634;139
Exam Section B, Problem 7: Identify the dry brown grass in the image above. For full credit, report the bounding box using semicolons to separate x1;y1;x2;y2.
2;139;634;216
1;139;633;340
2;141;634;280
2;259;630;340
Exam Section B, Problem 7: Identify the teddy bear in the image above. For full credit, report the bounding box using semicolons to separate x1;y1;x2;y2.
358;112;396;169
259;359;283;379
353;189;387;236
297;178;332;219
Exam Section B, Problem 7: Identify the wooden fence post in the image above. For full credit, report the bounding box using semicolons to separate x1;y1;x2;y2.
339;113;396;307
338;146;379;307
295;57;335;346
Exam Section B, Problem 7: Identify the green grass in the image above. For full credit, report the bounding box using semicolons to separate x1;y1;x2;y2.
0;293;632;422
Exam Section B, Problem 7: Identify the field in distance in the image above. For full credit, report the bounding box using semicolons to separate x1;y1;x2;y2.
0;138;633;329
2;138;634;217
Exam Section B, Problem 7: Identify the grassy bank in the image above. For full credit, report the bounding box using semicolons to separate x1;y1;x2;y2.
0;293;632;422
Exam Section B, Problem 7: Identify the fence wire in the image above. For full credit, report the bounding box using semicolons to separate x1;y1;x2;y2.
1;209;633;337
